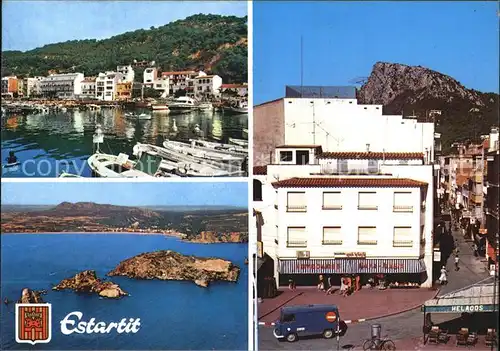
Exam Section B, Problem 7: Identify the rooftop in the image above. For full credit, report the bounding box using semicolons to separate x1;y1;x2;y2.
317;152;424;160
285;85;357;99
161;71;196;76
276;145;323;151
272;177;428;188
253;166;267;175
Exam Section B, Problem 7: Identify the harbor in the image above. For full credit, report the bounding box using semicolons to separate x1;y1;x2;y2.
1;106;248;177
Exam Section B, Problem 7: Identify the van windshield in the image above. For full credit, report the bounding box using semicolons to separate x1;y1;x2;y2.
281;314;295;323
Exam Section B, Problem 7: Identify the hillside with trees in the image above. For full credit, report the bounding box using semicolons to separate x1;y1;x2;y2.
1;14;247;83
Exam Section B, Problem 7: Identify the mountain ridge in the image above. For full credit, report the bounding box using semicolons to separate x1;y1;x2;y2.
1;14;247;83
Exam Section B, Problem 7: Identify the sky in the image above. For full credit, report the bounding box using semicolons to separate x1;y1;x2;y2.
254;1;499;105
1;1;247;51
1;181;248;207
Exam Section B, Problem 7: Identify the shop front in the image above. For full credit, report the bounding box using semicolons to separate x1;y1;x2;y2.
278;258;427;288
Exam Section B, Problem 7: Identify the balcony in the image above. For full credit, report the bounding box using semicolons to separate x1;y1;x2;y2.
393;240;414;247
287;205;307;212
357;240;378;245
322;205;342;210
287;240;307;248
393;205;413;213
358;205;378;210
322;239;343;245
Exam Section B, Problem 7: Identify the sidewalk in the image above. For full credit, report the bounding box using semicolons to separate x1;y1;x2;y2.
346;336;492;350
258;287;438;324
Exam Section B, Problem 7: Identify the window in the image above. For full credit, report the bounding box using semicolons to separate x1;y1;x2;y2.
337;159;348;173
322;192;342;210
393;192;413;212
323;227;342;245
358;192;377;210
399;160;409;165
287;192;306;212
287;227;307;247
280;151;293;162
358;227;377;245
296;150;310;165
393;227;413;247
368;160;378;173
282;314;295;323
253;179;263;201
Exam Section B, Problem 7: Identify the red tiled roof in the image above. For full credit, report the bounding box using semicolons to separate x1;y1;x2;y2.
253;166;267;175
276;145;323;150
221;84;247;89
317;152;424;160
161;71;196;76
272;177;428;188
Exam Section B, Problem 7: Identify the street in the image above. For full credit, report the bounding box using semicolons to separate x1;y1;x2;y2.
258;221;491;350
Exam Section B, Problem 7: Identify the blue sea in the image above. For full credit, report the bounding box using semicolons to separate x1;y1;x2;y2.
0;234;249;350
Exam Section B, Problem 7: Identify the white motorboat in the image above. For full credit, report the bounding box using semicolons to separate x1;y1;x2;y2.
188;139;248;155
198;102;213;111
168;96;198;113
133;142;245;174
157;158;234;177
162;140;245;163
87;152;153;178
151;104;169;112
229;138;249;148
223;100;248;114
125;112;152;120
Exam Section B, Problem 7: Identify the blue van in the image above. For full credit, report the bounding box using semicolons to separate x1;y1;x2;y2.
273;304;347;342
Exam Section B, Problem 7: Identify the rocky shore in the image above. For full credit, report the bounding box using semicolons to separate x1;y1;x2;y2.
52;270;128;298
18;288;46;303
108;250;240;287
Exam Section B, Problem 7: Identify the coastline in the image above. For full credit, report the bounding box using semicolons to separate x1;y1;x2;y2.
0;231;182;237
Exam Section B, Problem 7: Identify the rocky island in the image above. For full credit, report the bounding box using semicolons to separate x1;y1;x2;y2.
52;270;128;298
108;250;240;288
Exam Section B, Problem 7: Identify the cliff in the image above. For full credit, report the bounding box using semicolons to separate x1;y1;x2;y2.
108;250;240;287
358;62;499;150
52;270;128;298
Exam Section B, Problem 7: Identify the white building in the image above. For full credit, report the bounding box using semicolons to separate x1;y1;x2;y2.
40;73;84;99
23;77;43;97
194;75;222;99
143;67;169;95
253;87;436;289
143;67;158;87
81;78;97;99
221;83;248;97
96;71;124;101
116;65;135;83
161;70;204;96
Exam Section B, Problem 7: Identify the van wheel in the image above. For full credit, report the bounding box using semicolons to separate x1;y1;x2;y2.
286;333;298;342
323;329;334;339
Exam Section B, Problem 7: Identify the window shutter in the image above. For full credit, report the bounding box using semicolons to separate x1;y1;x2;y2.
393;227;413;247
287;192;307;210
323;192;342;209
358;227;377;244
358;192;377;209
323;227;342;244
287;227;307;247
394;192;413;211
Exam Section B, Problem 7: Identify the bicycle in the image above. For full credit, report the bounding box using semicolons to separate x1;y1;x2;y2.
362;335;396;350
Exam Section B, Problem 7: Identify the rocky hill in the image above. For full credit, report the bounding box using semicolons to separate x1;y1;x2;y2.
1;202;248;241
1;14;247;83
358;62;499;151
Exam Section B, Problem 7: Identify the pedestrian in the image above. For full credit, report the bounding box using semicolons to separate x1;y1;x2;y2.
454;255;460;271
439;266;448;285
288;277;295;291
317;274;325;291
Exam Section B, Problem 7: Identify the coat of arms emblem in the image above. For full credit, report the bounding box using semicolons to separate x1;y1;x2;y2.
15;303;52;344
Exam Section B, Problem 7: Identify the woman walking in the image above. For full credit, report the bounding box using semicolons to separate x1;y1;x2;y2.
439;266;448;285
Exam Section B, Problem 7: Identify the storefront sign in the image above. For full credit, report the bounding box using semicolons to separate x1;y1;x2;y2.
279;258;425;274
423;304;498;313
345;252;366;258
434;251;441;262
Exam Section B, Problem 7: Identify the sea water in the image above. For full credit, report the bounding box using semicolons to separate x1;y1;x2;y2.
0;234;248;350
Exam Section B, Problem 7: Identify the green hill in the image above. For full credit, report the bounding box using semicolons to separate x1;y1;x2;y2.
1;14;247;83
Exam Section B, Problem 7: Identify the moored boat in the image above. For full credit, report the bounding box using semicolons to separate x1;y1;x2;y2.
168;96;198;114
229;137;249;148
162;140;245;163
189;139;248;155
223;100;248;114
151;104;170;112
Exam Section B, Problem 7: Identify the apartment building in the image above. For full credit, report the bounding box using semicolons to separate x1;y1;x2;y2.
161;70;204;95
116;65;135;83
95;71;124;101
143;67;158;87
253;87;437;289
1;76;19;97
194;75;222;99
81;78;97;99
40;73;84;99
143;67;169;95
23;77;43;97
116;81;133;101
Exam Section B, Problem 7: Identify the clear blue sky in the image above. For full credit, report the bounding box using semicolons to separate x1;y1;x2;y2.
2;1;247;51
1;182;248;207
254;1;499;105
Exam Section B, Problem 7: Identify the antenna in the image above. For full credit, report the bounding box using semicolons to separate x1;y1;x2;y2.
300;36;303;98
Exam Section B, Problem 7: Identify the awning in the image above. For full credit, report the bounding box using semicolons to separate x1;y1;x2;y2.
422;277;499;313
278;258;426;274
